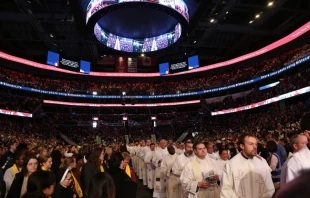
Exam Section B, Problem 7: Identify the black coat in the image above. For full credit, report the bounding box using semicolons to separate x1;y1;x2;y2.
107;167;136;198
81;162;107;196
6;172;25;198
52;183;74;198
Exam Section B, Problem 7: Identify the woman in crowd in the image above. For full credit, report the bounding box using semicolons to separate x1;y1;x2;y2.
50;150;62;173
266;141;284;189
53;169;75;198
25;170;56;198
107;152;136;198
57;156;83;198
7;155;38;198
40;155;53;171
81;147;106;197
87;172;115;198
38;147;49;158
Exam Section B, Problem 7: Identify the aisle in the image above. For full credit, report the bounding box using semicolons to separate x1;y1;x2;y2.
136;179;153;198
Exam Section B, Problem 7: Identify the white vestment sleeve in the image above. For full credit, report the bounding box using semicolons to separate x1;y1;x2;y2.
220;162;238;198
286;159;302;183
172;156;182;176
180;163;198;195
160;155;169;176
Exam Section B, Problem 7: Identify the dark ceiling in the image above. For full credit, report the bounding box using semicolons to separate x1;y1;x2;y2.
0;0;309;72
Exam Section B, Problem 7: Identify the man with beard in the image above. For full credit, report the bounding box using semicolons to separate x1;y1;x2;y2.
153;139;168;198
145;143;156;189
220;134;274;198
172;142;194;198
161;145;177;198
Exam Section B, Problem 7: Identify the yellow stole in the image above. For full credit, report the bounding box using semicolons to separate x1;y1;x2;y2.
100;165;105;172
191;156;220;198
41;166;50;171
70;170;83;197
125;165;131;178
12;164;20;175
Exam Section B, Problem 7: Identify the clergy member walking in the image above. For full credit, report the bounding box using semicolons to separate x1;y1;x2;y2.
161;145;177;198
220;134;275;198
180;142;220;198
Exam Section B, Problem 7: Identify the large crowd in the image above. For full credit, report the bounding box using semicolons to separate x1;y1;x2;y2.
0;44;308;96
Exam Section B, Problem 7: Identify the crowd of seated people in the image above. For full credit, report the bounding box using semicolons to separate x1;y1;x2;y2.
0;93;40;113
206;68;310;111
0;97;309;197
0;44;308;96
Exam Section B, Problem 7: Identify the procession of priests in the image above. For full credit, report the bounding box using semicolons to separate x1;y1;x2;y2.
126;112;310;198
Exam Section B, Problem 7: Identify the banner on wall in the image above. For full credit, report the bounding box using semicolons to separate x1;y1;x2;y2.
115;57;127;72
127;58;137;72
138;56;156;66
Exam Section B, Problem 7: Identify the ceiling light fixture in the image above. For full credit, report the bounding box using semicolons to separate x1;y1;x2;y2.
50;34;54;38
249;20;254;24
268;1;274;7
210;19;215;23
193;40;196;44
226;11;229;14
255;14;260;18
141;53;145;57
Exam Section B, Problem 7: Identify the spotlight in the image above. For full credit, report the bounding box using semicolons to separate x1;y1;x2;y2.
141;53;145;57
255;14;260;18
193;40;196;44
93;91;97;95
268;1;274;7
249;20;254;24
50;34;54;38
226;11;229;14
210;19;215;23
92;121;98;128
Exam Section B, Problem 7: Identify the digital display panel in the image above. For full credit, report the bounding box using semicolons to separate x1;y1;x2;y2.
188;55;199;70
259;81;280;90
80;60;91;74
86;0;189;24
169;61;188;74
59;58;80;72
159;62;169;75
47;51;60;66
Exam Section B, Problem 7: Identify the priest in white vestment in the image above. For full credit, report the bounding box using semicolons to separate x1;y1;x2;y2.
280;134;308;187
153;139;168;198
145;143;156;189
161;145;178;198
285;146;310;183
138;141;146;179
141;139;151;185
172;142;194;198
180;142;220;198
220;134;275;198
216;149;229;181
206;142;219;160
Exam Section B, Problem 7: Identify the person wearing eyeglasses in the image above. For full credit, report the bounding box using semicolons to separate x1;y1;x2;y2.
53;169;75;198
6;155;38;198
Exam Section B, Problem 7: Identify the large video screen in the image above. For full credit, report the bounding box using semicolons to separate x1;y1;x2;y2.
80;60;91;74
188;55;199;70
94;23;181;53
47;51;60;66
159;62;169;75
169;61;188;74
86;0;189;24
59;58;80;72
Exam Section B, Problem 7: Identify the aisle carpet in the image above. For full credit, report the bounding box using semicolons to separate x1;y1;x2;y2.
136;179;153;198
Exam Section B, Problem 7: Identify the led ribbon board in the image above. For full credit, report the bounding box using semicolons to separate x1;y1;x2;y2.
86;0;189;53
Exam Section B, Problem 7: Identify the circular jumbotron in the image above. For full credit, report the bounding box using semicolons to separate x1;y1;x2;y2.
86;0;189;53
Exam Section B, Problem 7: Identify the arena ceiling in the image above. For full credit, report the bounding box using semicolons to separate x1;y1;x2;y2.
0;0;309;72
